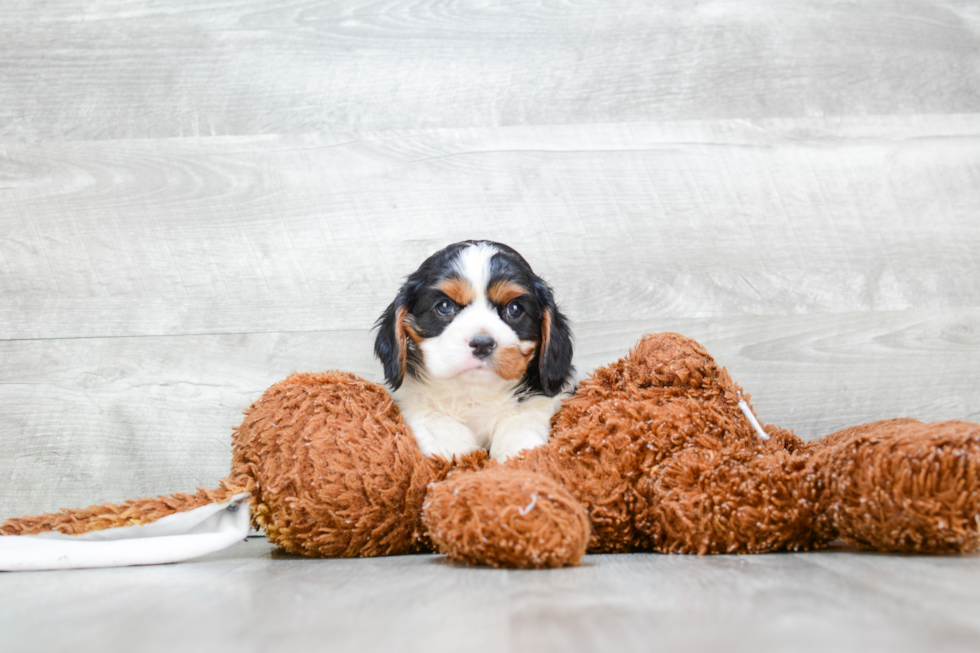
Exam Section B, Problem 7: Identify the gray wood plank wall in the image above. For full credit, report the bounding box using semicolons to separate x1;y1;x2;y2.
2;0;979;520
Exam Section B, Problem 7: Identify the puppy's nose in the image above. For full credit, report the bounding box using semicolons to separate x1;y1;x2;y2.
469;334;496;359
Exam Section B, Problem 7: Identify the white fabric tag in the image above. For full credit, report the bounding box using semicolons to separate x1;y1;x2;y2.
0;492;251;572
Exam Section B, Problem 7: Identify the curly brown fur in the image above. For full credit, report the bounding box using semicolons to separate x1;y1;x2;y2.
806;419;980;552
232;371;490;557
0;477;249;536
514;333;763;552
635;436;820;554
4;332;979;569
423;468;590;568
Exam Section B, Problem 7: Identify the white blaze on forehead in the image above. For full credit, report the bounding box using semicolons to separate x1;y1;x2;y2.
450;242;514;344
452;242;498;299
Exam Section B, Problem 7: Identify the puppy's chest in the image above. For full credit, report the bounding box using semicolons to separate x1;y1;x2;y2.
425;386;521;437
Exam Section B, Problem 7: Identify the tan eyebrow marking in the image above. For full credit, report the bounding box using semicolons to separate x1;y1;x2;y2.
436;277;476;306
487;280;528;306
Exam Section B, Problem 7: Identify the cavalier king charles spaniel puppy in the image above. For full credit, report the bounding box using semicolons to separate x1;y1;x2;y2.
374;240;574;461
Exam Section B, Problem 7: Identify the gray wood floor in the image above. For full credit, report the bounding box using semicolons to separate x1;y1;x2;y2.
3;539;980;653
2;0;980;650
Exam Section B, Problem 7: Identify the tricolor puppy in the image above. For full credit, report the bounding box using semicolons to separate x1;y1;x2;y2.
375;241;574;461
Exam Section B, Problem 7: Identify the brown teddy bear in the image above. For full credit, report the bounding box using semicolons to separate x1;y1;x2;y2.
4;332;979;569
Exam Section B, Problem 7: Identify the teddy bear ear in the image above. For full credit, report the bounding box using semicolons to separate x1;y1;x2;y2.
533;279;574;397
374;282;418;391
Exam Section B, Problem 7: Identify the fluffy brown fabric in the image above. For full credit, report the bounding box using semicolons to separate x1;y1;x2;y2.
232;371;489;557
4;333;979;568
515;334;760;553
635;440;819;554
0;478;248;536
423;468;590;568
808;419;980;552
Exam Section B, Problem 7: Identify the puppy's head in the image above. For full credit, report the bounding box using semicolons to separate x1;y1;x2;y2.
375;241;573;396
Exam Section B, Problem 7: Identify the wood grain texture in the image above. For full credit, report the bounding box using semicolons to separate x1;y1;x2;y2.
2;0;980;141
1;0;979;558
2;116;979;339
0;330;377;517
2;541;980;653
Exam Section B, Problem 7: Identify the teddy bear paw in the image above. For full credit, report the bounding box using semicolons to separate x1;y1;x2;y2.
421;468;590;568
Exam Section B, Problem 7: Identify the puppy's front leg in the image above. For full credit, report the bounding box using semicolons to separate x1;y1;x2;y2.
489;411;552;461
404;411;482;460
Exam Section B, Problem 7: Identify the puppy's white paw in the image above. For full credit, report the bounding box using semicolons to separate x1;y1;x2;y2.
408;414;481;459
489;428;549;461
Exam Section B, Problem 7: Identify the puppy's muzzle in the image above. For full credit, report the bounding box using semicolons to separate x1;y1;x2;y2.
469;334;496;360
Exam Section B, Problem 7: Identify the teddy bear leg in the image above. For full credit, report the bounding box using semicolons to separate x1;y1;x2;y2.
422;468;591;568
633;431;827;554
808;420;980;553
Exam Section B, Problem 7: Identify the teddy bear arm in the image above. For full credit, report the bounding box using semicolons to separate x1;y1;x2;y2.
421;468;591;568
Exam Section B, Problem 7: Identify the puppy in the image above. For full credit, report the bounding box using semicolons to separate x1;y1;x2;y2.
374;240;574;461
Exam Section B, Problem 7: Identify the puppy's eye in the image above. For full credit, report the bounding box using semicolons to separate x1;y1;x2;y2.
505;302;524;319
435;300;457;317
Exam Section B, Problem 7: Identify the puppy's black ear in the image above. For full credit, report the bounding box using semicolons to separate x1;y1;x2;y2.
533;279;574;397
374;282;417;391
